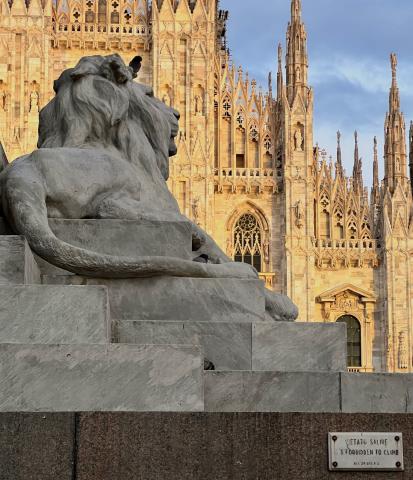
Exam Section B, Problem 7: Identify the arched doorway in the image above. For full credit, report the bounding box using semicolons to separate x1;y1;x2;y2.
233;213;263;272
337;315;361;367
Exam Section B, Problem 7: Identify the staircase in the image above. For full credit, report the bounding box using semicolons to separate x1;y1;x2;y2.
0;219;411;413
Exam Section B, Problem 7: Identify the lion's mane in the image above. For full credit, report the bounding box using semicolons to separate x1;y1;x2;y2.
38;54;179;180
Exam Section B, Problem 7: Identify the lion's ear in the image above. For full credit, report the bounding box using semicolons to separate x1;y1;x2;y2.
129;56;142;78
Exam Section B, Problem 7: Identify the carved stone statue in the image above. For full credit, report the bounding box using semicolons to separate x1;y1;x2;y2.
0;54;298;322
194;94;203;116
29;91;39;112
294;200;304;228
294;128;303;152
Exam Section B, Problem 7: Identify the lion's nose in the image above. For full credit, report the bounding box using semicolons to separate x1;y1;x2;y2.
172;109;180;121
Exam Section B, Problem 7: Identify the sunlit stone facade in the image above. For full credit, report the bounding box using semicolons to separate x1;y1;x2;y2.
1;0;412;373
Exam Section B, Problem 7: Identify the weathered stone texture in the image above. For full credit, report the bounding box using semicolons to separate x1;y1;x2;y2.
204;371;341;413
114;320;252;370
0;285;109;344
0;344;203;412
252;322;347;372
0;236;40;284
43;276;266;322
36;218;193;275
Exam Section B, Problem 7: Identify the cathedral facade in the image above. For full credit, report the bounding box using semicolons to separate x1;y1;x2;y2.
0;0;412;373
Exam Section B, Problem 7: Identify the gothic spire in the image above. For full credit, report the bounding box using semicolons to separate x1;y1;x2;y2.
336;130;343;175
268;72;273;99
352;131;363;192
372;136;380;204
285;0;308;105
384;53;407;193
409;121;413;193
277;43;284;101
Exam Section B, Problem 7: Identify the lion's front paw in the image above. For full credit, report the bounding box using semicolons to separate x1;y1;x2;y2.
264;291;299;322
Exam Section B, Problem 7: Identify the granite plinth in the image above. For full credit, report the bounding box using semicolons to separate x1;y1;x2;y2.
0;236;40;284
44;276;266;322
0;413;74;480
36;218;193;275
114;320;252;370
204;371;341;412
4;412;410;480
252;322;347;372
0;344;203;412
0;285;109;344
342;372;413;413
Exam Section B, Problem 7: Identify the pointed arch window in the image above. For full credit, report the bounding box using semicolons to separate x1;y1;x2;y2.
337;315;361;367
98;0;107;23
222;95;232;119
233;213;263;272
249;122;259;142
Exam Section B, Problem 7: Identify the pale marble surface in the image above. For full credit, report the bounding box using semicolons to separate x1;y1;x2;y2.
0;344;203;412
204;371;341;412
341;373;413;413
252;322;347;372
114;320;252;370
43;276;266;323
36;219;194;276
0;285;109;344
0;236;40;285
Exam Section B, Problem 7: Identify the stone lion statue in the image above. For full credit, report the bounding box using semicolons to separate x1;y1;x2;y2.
0;54;298;322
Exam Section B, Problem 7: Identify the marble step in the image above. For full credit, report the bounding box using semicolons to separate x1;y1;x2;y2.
252;322;346;372
36;218;194;275
0;236;40;285
0;285;109;344
43;276;266;323
113;320;346;373
205;371;413;413
205;371;341;413
0;343;203;412
113;320;253;371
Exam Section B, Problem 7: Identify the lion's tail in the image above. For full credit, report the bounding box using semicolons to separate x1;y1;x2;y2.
7;181;249;280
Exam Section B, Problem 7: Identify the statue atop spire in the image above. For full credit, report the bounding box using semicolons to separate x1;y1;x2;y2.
391;52;398;83
291;0;301;21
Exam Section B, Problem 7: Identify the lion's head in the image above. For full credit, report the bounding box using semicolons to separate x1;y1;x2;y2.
38;54;180;180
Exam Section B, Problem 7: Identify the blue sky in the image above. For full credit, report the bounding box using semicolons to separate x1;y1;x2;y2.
220;0;413;185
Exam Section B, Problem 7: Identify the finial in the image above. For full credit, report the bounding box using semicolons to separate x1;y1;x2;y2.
374;136;377;148
268;72;273;94
278;43;282;67
354;130;358;143
337;130;341;146
390;52;398;82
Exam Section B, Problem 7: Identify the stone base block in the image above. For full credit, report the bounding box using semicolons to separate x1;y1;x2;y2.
252;322;347;372
1;412;413;480
36;218;194;275
114;320;252;370
342;372;413;413
0;285;109;344
0;344;203;412
44;276;266;322
204;371;341;412
0;236;40;285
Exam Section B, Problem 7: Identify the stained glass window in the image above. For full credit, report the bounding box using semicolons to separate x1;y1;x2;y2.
233;213;262;272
